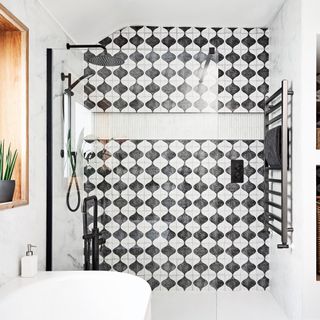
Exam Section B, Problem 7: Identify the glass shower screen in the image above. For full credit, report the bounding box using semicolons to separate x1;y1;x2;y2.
49;38;221;318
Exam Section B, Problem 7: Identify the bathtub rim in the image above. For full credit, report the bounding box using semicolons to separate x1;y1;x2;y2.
0;270;152;303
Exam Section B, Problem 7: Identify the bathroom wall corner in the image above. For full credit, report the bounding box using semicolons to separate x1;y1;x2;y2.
269;0;304;319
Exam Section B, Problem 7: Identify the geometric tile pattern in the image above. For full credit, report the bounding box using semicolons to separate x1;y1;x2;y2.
84;26;269;113
84;139;269;290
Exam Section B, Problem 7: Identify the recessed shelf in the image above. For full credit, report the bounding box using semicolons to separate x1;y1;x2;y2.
0;4;29;210
0;200;28;210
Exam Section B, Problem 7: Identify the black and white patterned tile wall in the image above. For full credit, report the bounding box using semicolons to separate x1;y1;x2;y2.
84;26;269;113
84;139;269;291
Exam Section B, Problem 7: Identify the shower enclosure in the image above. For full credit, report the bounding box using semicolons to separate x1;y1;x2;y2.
47;26;287;319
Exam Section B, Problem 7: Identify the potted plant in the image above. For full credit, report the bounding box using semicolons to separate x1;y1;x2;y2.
0;140;18;203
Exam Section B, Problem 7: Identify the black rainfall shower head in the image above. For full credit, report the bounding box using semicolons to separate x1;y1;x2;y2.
84;50;124;67
66;42;125;67
89;50;124;67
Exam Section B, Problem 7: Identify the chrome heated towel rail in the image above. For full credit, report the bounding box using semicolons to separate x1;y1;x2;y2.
264;79;294;249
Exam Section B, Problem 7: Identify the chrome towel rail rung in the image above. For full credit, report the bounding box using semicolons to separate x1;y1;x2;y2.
267;212;282;222
266;101;282;115
265;88;282;105
265;167;281;171
266;114;282;126
267;190;282;197
266;178;282;183
266;222;282;235
266;201;282;210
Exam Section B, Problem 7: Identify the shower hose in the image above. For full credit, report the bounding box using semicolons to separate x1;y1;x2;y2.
66;151;81;212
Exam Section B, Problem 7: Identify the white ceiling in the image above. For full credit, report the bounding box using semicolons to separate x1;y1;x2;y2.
40;0;286;44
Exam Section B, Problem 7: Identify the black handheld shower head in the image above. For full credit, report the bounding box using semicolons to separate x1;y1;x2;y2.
62;69;95;96
69;71;95;91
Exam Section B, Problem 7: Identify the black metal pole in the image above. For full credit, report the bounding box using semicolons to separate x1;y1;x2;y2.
46;48;53;271
92;196;99;270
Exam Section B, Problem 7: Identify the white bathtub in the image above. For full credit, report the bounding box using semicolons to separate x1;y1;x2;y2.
0;271;152;320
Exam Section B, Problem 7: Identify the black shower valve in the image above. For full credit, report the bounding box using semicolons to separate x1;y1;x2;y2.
231;159;244;183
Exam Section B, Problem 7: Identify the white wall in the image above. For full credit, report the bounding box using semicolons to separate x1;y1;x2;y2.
0;0;70;285
268;0;303;319
270;0;305;319
300;0;320;319
269;0;320;319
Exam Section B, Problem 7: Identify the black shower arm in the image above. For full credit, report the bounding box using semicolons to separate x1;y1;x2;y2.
66;43;105;50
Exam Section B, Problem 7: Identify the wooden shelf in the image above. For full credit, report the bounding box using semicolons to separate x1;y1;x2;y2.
0;200;28;210
0;4;29;210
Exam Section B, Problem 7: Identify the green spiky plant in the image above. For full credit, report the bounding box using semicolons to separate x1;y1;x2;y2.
0;140;18;181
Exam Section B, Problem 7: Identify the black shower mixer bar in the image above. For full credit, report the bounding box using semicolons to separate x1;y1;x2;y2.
82;196;106;270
